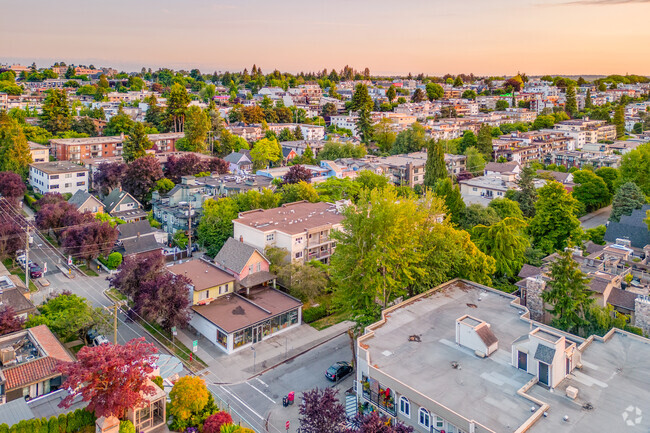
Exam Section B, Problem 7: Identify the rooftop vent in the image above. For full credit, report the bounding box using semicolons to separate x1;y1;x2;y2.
456;315;498;357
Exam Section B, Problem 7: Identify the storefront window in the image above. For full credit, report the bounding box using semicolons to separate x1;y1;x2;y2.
217;329;228;348
234;327;252;348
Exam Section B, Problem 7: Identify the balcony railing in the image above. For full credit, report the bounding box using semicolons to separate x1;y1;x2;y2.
360;379;396;416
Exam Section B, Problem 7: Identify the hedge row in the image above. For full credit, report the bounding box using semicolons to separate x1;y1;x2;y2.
0;408;95;433
303;305;328;323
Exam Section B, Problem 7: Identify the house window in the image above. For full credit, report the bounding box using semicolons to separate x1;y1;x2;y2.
295;251;303;259
256;262;261;272
418;408;430;429
434;416;444;429
266;233;274;241
295;237;303;244
198;290;209;300
399;396;410;417
65;174;72;179
249;264;254;274
50;184;59;189
50;175;59;180
77;181;85;186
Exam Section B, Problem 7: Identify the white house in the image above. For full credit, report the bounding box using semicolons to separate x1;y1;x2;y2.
29;161;89;195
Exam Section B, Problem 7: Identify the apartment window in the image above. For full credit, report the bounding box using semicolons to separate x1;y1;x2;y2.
50;185;59;189
199;290;209;300
266;233;274;241
249;264;254;274
472;187;477;191
295;251;303;259
295;237;303;244
399;397;410;417
77;181;85;186
418;408;430;429
77;172;85;177
50;175;59;180
65;173;72;179
434;416;444;429
65;183;71;188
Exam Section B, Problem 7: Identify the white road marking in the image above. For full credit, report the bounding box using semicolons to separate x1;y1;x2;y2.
247;382;276;404
256;377;269;387
213;384;265;420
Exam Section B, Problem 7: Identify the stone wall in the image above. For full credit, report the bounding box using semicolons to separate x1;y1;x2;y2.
634;296;650;337
525;276;546;323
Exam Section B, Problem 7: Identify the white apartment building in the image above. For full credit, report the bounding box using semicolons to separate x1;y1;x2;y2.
233;201;344;264
329;115;358;135
29;161;89;195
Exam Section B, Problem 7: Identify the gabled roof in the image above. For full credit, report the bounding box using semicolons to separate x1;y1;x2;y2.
607;288;638;311
534;344;556;364
214;237;269;275
518;264;542;279
484;161;520;173
476;323;498;347
68;190;103;210
122;234;162;256
102;189;140;213
224;152;251;165
117;220;156;240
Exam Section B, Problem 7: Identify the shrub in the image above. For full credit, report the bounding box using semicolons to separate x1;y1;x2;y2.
106;252;123;269
118;421;135;433
58;414;67;433
152;375;164;389
0;424;8;433
302;305;328;323
48;417;59;433
203;412;233;433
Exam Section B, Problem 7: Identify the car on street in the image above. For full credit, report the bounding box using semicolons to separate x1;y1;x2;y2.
29;263;42;279
17;255;33;270
87;329;109;346
325;361;353;382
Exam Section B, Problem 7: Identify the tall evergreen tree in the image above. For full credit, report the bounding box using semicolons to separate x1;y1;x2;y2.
434;178;465;223
565;85;577;116
144;95;165;131
350;84;373;112
585;88;593;109
613;105;625;138
476;124;493;159
166;83;190;132
542;248;593;335
122;122;152;163
40;89;71;134
424;140;446;188
610;181;645;222
356;107;373;144
512;165;537;218
386;85;396;103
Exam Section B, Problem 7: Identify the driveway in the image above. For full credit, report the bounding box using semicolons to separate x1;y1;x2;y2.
580;205;612;230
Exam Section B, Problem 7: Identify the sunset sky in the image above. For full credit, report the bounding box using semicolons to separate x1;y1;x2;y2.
2;0;650;76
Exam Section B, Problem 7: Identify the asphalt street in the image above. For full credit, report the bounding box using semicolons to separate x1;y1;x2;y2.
204;333;355;433
579;205;612;230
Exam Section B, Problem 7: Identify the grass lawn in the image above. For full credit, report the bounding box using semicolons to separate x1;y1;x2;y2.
76;263;99;277
310;309;349;330
140;321;208;372
105;288;127;303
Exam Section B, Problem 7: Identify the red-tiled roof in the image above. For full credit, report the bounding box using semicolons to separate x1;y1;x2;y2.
3;357;60;389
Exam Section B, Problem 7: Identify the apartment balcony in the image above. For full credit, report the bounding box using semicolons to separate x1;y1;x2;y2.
306;247;333;261
307;236;331;248
360;377;396;416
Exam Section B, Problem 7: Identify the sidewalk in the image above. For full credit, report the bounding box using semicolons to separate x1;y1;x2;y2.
176;321;354;383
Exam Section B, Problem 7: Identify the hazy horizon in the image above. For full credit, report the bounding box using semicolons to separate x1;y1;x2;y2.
3;0;650;76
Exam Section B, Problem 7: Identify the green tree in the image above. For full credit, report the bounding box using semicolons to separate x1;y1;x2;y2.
610;181;645;222
391;123;427;154
425;82;444;101
168;376;210;423
511;165;537;218
181;106;210;152
281;181;319;204
458;203;500;230
386;85;397;102
26;293;111;343
411;88;426;103
565;85;577;116
488;197;523;220
529;182;582;255
585;89;593;109
572;169;612;213
476;124;493;159
250;138;282;169
104;108;135;136
350;84;373;112
618;143;650;195
197;197;239;257
0;113;32;177
495;100;509;111
373;118;396;153
356;107;373;144
464;146;485;175
458;130;477;154
472;217;529;277
122;122;153;163
594;167;619;195
39;89;71;134
585;225;606;245
453;76;464;87
542;249;593;335
434;178;465;223
423;140;446;188
166;83;190;132
613;105;625;138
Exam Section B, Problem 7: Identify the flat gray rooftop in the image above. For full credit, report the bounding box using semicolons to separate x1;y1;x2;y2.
362;280;650;433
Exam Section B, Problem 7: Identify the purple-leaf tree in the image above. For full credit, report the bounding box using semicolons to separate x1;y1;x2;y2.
0;171;26;208
205;157;230;175
122;155;163;206
0;213;24;260
348;412;413;433
135;272;192;330
61;221;119;266
35;192;66;208
165;154;206;183
108;252;165;299
36;201;80;238
0;306;25;336
283;165;312;184
94;162;127;196
298;387;346;433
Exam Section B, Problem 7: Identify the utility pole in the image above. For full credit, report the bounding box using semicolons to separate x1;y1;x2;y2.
187;202;192;258
25;227;30;290
113;304;118;345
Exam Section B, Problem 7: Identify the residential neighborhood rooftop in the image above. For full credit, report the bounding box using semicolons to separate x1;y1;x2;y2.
29;161;88;174
168;259;236;290
235;201;344;235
